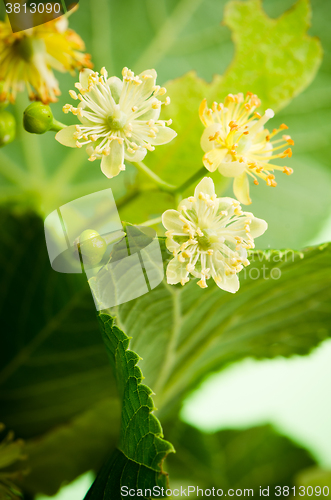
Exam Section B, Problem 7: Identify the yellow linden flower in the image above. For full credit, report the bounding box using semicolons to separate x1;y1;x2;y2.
0;15;92;104
199;92;294;205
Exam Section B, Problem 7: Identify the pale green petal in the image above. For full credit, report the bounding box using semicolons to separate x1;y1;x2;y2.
218;197;238;212
194;177;215;198
100;141;125;179
79;68;94;89
233;172;252;205
149;126;177;145
107;76;123;103
165;238;180;253
203;148;228;172
216;273;240;293
55;125;77;148
162;209;183;232
124;147;147;163
218;160;247;177
200;123;222;152
166;258;188;285
137;69;157;100
250;217;268;238
138;107;161;122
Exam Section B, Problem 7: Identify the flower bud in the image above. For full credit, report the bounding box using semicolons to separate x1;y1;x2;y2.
23;102;54;134
78;229;107;266
0;111;16;147
23;102;65;134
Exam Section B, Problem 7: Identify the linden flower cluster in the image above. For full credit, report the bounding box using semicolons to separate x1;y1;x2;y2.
200;92;294;205
162;177;267;293
0;16;92;104
55;67;177;179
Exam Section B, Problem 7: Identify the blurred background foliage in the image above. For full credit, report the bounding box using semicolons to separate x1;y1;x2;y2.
0;0;331;498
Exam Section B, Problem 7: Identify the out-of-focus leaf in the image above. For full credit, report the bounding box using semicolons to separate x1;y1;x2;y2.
0;211;116;439
295;467;331;496
84;314;174;499
113;241;331;418
21;399;121;497
165;422;316;498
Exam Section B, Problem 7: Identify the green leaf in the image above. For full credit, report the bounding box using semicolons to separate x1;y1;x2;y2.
84;449;168;500
85;313;174;498
0;211;121;494
295;467;331;495
220;0;322;111
111;240;331;418
165;421;316;498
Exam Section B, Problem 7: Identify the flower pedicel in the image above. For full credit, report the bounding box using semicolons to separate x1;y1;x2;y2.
200;93;294;204
162;177;267;293
56;67;177;179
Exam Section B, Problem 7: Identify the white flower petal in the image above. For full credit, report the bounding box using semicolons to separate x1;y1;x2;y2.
249;217;268;238
149;126;177;145
219;160;247;178
194;177;215;198
166;258;188;285
233;172;252;205
200;123;223;152
162;210;183;232
216;273;240;293
203;148;228;172
79;68;94;89
55;125;77;148
100;141;125;179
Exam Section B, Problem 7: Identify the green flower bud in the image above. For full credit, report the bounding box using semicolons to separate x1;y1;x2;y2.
23;102;65;134
0;111;16;147
78;229;107;266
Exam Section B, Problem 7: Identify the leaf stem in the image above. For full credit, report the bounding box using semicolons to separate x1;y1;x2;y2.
174;166;206;194
139;216;162;227
133;161;176;193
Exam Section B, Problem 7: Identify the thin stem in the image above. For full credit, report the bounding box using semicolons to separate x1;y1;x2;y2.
139;216;162;227
133;161;176;193
174;166;206;193
134;0;204;72
50;118;66;132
